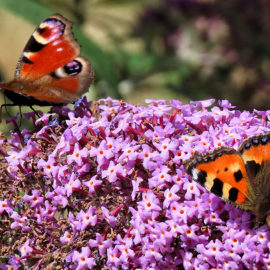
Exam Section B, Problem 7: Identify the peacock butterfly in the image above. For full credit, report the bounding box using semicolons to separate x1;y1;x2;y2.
0;14;94;107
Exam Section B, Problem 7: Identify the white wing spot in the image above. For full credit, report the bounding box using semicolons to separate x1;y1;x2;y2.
191;168;199;180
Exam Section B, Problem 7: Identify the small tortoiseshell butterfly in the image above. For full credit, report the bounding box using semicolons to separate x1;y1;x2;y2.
184;132;270;228
0;14;94;107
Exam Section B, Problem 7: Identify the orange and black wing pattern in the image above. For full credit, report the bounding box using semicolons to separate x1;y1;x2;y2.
0;14;93;105
183;147;255;211
15;14;80;80
239;133;270;180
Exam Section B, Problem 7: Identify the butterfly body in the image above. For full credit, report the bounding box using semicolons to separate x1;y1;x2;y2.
0;14;94;106
184;132;270;228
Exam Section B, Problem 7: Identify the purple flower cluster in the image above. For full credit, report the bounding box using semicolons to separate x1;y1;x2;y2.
1;97;270;269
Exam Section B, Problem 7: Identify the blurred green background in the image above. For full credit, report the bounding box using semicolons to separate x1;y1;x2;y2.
1;0;270;132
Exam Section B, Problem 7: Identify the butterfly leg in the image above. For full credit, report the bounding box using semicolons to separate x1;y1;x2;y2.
29;105;41;118
0;103;38;125
0;103;16;123
18;106;23;127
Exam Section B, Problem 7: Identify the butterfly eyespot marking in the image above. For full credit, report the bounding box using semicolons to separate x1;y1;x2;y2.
260;137;268;145
64;60;82;76
51;59;83;79
243;142;251;151
33;19;65;45
251;138;259;146
203;157;209;163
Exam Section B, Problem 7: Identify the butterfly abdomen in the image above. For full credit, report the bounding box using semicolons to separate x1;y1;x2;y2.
3;82;63;106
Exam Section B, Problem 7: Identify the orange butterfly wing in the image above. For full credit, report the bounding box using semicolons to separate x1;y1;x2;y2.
239;133;270;177
184;147;256;211
184;133;270;227
16;14;79;80
1;14;94;105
